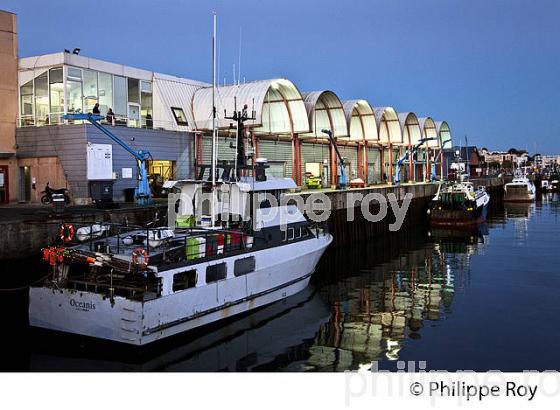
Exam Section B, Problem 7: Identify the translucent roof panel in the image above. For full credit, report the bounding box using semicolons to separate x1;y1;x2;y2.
192;78;309;134
300;91;348;138
398;112;421;146
418;117;438;148
343;100;378;142
374;107;403;144
435;121;452;148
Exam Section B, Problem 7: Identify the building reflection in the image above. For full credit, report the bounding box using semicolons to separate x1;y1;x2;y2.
306;227;485;371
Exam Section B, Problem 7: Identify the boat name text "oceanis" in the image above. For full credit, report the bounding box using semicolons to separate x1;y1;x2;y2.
69;299;96;311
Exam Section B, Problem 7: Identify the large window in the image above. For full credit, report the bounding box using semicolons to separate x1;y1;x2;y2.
67;80;82;114
49;67;64;124
127;78;139;104
83;69;98;113
20;79;34;126
113;75;127;117
34;72;49;126
141;80;153;128
98;72;113;117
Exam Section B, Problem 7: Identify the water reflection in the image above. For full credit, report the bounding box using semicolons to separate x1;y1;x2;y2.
503;203;535;242
303;226;488;371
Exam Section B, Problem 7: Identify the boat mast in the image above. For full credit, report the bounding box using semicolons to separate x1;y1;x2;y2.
211;12;217;227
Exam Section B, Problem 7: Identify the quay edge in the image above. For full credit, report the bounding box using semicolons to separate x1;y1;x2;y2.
0;178;505;261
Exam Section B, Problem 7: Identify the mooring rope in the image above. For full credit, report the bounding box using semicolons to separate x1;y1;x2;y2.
0;273;51;292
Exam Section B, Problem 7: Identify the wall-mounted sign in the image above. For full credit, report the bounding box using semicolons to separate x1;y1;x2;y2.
87;143;113;180
122;168;133;179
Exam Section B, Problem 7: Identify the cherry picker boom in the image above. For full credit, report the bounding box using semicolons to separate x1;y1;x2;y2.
394;137;435;185
63;113;153;205
431;139;452;182
321;129;347;189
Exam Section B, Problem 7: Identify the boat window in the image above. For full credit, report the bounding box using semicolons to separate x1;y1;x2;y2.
173;269;197;291
234;256;255;277
288;228;295;241
301;226;308;237
295;226;302;239
206;262;227;283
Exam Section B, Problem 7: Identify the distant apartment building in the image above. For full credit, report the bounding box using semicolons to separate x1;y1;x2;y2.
533;154;560;169
480;148;529;168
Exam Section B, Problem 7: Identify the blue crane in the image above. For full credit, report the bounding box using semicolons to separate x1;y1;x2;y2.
430;139;452;182
321;129;347;189
63;113;153;205
394;137;435;185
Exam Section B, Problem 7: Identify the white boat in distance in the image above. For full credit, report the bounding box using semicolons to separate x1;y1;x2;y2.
504;170;536;202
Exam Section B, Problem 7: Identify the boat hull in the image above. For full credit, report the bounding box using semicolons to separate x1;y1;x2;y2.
430;201;488;227
29;234;332;346
504;184;536;203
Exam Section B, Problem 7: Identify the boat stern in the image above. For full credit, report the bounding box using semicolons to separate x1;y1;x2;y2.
29;286;144;345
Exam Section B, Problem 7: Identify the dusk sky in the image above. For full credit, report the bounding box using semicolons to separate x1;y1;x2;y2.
4;0;559;153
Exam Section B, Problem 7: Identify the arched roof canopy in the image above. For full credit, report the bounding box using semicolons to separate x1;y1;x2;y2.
192;79;309;135
343;100;378;142
300;91;348;139
418;117;438;148
374;107;403;145
398;112;421;146
435;121;452;149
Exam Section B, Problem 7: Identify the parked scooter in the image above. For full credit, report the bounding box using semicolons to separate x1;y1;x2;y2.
41;182;70;205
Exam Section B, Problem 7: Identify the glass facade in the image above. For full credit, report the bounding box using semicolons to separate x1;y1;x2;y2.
18;65;152;128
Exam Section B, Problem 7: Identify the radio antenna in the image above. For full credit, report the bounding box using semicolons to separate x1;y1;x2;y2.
238;26;242;86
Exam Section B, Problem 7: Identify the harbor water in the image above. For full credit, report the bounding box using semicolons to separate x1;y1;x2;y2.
1;194;559;371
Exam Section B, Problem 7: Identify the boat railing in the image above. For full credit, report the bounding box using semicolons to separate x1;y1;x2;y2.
45;219;326;272
46;221;255;268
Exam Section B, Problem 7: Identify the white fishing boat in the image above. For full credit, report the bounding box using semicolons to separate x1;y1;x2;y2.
30;162;332;347
428;153;490;226
429;176;490;226
504;170;536;202
28;14;332;346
